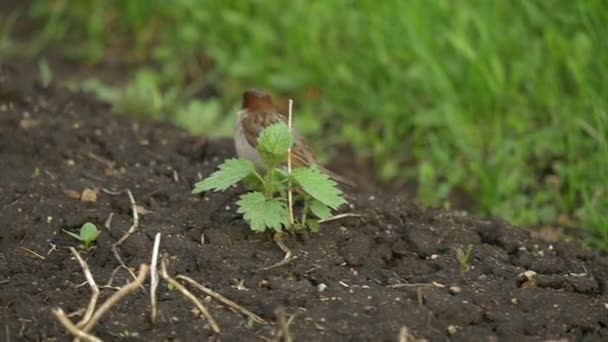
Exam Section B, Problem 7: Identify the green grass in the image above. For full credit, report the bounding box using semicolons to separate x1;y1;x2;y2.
6;0;608;248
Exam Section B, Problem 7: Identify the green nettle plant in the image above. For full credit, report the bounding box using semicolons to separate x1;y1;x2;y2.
193;122;346;233
63;222;101;250
455;244;473;279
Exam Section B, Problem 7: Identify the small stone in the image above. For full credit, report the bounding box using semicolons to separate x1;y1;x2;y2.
363;305;376;313
64;189;81;199
447;325;458;335
511;298;519;305
449;286;461;295
135;205;152;215
19;118;40;129
430;254;439;259
317;283;328;292
517;270;537;281
81;188;97;202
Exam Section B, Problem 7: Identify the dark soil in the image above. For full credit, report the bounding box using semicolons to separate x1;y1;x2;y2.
1;62;608;342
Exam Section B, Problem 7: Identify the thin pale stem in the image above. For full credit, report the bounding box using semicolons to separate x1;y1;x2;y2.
287;99;295;227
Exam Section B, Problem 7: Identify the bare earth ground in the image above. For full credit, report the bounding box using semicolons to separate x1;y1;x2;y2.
1;62;608;341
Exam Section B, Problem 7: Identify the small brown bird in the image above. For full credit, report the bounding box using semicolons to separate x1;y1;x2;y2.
234;89;355;187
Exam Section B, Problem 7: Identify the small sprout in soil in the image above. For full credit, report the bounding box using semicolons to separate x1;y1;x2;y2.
32;167;41;178
246;317;256;329
455;244;473;279
167;283;176;291
63;222;101;250
193;122;346;233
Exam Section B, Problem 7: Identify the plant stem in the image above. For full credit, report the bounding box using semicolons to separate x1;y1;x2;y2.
300;200;310;227
265;164;275;199
287;99;295;227
252;170;265;185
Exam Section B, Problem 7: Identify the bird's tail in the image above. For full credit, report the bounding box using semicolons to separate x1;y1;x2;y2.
318;165;357;188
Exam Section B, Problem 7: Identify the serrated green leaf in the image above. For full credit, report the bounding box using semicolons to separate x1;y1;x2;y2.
310;199;332;219
236;192;289;232
257;122;293;162
193;158;255;193
80;222;100;242
292;166;346;209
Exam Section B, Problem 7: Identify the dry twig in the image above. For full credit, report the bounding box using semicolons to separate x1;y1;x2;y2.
398;325;418;342
318;213;363;224
275;307;293;342
287;99;294;227
68;247;99;327
111;189;139;281
150;233;162;324
387;281;445;289
52;309;101;342
177;275;267;325
259;233;294;271
81;264;149;333
19;247;45;260
160;258;220;333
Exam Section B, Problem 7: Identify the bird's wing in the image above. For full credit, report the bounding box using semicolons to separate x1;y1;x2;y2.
241;110;316;167
240;110;286;148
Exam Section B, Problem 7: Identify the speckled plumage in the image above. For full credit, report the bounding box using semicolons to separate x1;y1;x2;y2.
234;89;355;187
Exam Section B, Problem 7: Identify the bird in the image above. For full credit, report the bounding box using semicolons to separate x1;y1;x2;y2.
234;89;355;187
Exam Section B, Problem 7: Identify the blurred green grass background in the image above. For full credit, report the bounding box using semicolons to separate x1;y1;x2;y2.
1;0;607;248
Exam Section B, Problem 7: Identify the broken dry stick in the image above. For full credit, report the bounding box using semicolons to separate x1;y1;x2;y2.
82;264;149;333
52;308;101;342
160;258;220;333
111;189;140;281
318;213;363;224
287;99;294;226
259;233;294;271
68;247;99;328
150;233;162;324
176;275;267;325
275;306;293;342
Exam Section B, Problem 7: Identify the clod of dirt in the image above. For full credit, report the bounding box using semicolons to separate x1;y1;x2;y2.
81;188;98;202
1;63;608;341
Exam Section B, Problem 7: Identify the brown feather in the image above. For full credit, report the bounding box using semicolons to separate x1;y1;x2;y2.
239;89;356;187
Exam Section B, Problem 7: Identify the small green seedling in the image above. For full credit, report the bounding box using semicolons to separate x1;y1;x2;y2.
193;122;346;233
455;244;473;279
63;222;101;250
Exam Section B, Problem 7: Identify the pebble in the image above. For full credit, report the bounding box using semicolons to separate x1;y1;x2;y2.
449;286;461;295
518;270;537;281
447;325;458;335
317;283;328;292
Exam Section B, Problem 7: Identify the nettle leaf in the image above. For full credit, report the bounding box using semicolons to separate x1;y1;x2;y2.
292;166;346;209
80;222;100;242
310;199;332;219
236;192;289;232
193;158;255;193
257;122;293;163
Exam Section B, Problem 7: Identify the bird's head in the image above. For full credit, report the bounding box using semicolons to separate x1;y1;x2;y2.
242;89;275;112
